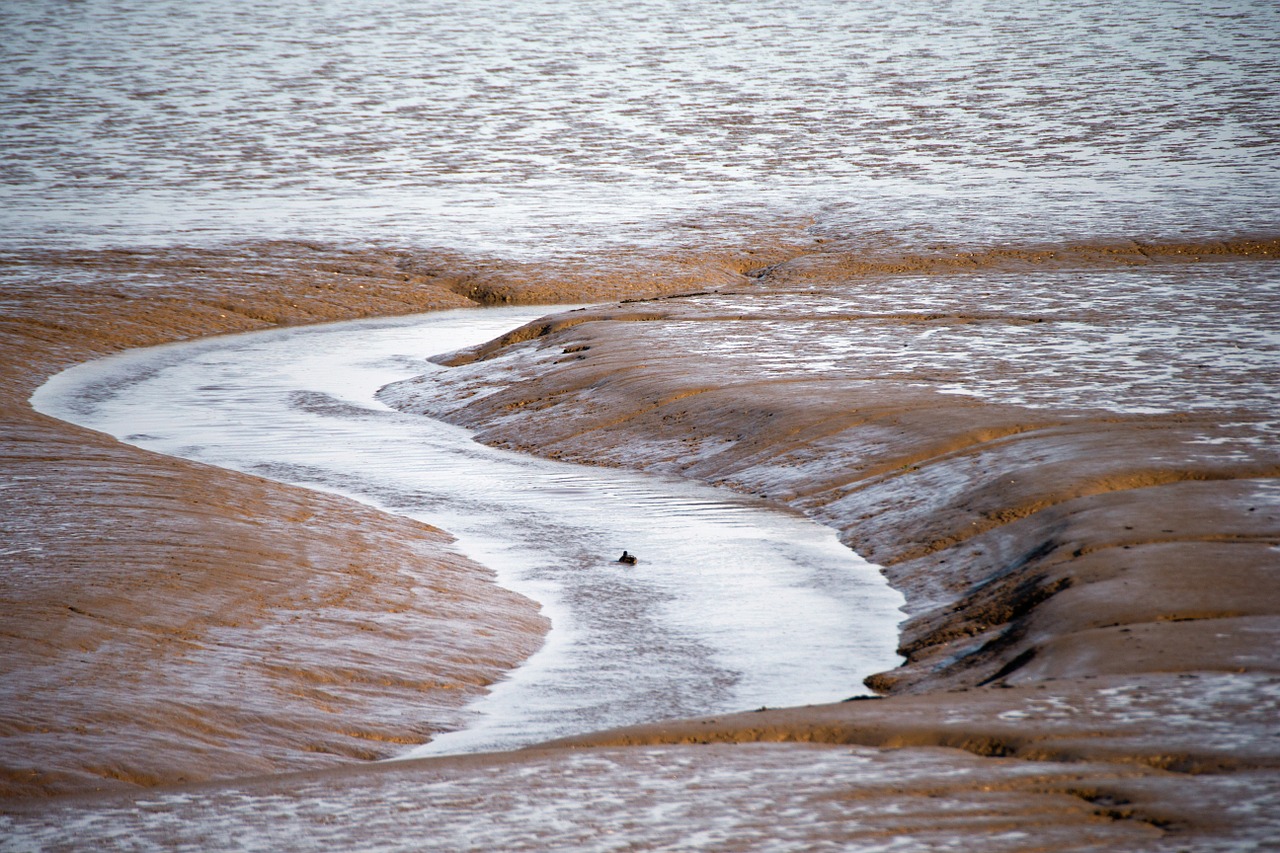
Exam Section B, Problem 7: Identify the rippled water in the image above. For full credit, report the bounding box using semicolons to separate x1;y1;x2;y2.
3;0;1278;257
33;307;904;754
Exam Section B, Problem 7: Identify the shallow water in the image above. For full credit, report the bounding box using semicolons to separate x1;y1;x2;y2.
0;743;1191;853
33;306;904;755
5;673;1278;851
638;262;1280;429
3;0;1278;259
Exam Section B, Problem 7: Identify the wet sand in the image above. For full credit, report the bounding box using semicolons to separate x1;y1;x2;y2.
2;236;1278;847
0;245;556;796
0;239;791;796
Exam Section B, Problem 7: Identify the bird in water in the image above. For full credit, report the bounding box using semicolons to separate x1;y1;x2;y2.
618;551;638;565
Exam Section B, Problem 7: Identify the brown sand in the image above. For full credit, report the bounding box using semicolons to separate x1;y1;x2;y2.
381;237;1280;844
0;237;791;796
0;243;555;796
2;236;1277;847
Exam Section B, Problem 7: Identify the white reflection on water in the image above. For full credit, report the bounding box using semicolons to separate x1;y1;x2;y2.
32;307;904;755
2;0;1278;254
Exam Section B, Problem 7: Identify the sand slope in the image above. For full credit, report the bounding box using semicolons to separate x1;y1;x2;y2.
378;238;1280;843
0;243;541;795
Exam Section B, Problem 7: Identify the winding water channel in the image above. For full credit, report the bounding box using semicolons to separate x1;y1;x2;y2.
33;306;903;755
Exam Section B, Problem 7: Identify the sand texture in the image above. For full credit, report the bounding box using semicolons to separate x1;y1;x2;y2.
379;238;1280;845
0;238;792;795
2;236;1278;848
0;243;535;796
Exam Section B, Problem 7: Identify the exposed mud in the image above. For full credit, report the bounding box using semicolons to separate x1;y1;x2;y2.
0;244;549;797
379;237;1280;846
3;235;1278;848
0;236;826;796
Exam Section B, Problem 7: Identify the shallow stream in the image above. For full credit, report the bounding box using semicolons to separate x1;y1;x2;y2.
33;306;904;755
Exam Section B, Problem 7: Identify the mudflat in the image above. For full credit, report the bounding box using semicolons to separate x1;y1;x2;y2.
0;243;552;795
2;237;1277;848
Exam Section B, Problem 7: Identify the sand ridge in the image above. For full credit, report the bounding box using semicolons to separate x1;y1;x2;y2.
376;238;1280;844
394;262;1278;692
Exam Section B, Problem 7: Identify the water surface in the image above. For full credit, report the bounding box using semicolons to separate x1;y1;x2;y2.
3;0;1277;259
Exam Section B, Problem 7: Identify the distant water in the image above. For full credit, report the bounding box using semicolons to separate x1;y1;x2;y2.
2;0;1278;259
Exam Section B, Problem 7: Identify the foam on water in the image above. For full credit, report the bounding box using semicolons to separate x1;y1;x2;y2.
32;307;904;755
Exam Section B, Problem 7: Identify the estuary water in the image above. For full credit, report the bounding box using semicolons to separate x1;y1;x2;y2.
32;307;905;754
3;0;1278;262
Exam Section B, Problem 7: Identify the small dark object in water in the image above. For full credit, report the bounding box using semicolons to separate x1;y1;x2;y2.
618;551;637;565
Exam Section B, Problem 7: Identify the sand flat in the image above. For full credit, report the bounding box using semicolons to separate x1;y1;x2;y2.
2;238;1278;848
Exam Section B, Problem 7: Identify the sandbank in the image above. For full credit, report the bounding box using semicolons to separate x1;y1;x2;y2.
2;236;1277;847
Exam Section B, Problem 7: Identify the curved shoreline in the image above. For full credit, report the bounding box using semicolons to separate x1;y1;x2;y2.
31;308;904;758
0;288;547;798
416;292;1279;693
2;235;1278;846
379;241;1280;842
1;237;786;796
